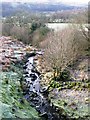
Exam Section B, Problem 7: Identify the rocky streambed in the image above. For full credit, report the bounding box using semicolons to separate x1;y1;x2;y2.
22;52;70;120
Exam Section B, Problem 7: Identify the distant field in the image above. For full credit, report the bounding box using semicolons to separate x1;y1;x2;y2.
46;23;71;31
46;23;88;31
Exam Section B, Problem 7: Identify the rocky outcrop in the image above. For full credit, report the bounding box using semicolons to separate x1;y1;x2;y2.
0;36;36;71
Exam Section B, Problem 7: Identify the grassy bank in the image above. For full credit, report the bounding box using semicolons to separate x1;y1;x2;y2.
0;60;41;119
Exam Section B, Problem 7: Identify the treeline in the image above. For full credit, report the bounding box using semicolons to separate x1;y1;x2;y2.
2;13;50;46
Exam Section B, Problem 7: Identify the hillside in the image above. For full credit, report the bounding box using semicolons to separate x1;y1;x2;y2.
1;2;81;17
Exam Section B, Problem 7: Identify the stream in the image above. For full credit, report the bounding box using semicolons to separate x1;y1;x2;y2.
22;52;69;120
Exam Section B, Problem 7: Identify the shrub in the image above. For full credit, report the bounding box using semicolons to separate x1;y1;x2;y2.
44;26;88;80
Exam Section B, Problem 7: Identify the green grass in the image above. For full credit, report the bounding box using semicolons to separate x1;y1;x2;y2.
0;64;41;119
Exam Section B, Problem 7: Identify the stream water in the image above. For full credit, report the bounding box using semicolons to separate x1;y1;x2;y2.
22;52;69;120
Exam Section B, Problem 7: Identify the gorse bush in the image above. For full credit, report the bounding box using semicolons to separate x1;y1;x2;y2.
30;22;42;33
32;26;50;47
57;69;71;81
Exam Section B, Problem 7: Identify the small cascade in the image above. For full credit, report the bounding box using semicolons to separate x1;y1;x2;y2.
22;52;69;120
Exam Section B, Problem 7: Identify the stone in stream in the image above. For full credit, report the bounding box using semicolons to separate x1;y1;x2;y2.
30;73;37;81
28;57;34;64
40;86;48;93
25;77;32;82
23;65;27;69
25;69;31;75
31;69;41;76
33;82;40;93
26;52;36;58
24;74;29;78
26;63;34;70
29;84;34;92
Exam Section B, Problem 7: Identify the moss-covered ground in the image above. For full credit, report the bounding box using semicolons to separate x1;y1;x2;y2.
0;62;41;119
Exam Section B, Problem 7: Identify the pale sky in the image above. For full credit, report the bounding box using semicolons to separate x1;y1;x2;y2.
1;0;89;5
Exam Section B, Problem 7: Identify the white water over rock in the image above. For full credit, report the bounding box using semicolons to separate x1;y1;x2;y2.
23;52;67;120
25;56;41;95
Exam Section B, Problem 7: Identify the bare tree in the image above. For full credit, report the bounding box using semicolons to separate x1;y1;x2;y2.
44;27;87;80
10;25;30;44
73;9;89;42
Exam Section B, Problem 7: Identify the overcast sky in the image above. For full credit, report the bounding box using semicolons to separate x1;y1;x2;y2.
1;0;89;5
